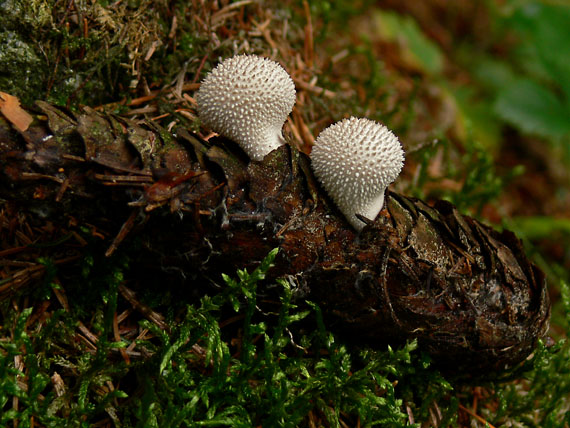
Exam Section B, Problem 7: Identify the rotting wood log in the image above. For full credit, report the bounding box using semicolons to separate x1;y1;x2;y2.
0;101;550;374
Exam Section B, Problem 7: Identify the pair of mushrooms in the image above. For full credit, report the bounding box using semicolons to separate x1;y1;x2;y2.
196;54;404;231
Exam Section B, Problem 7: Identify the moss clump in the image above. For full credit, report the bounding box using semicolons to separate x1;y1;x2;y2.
0;0;173;107
0;0;52;32
0;31;43;103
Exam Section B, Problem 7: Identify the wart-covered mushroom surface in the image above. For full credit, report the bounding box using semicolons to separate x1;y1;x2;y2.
311;117;405;231
196;54;296;161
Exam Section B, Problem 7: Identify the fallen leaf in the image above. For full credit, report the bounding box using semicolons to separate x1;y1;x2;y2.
0;92;34;132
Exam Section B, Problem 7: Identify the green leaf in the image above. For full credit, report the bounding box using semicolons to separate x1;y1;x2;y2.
511;2;570;100
494;78;570;138
472;57;517;94
372;9;444;74
509;216;570;240
451;84;502;151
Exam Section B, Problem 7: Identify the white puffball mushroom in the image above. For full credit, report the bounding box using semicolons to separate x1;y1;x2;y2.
311;117;405;231
196;54;296;161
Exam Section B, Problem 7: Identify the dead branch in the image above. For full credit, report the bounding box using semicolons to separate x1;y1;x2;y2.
0;101;550;374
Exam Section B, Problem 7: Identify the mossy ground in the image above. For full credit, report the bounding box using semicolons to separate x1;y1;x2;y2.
1;0;569;426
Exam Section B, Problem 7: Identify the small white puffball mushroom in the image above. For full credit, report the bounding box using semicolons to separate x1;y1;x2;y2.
311;117;405;231
196;54;296;161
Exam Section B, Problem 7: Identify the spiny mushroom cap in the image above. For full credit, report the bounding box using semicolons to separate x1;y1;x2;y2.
196;54;296;161
311;117;405;231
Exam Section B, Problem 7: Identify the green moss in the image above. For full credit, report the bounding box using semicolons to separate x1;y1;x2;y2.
0;31;43;105
3;245;567;426
0;0;52;32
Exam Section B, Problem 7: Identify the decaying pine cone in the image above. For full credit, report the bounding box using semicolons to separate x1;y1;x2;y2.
0;102;550;374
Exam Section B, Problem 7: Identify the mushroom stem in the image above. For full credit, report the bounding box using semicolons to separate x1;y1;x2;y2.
360;193;386;226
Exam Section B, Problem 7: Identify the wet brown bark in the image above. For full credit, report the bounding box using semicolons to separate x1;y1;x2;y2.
0;102;550;374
